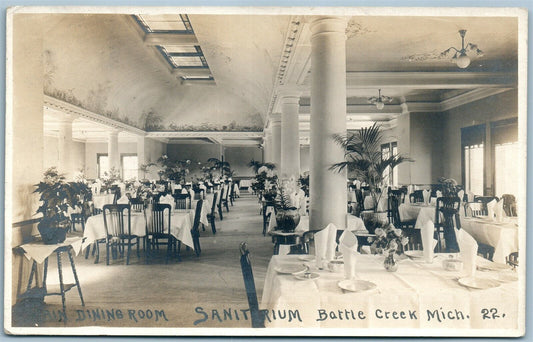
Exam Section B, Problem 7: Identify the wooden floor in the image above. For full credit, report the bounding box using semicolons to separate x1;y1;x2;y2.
12;192;274;329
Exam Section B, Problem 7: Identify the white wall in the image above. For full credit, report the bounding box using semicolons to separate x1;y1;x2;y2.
44;136;85;176
84;141;137;179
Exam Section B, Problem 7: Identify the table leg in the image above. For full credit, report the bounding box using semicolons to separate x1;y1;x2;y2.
56;251;67;321
67;248;85;306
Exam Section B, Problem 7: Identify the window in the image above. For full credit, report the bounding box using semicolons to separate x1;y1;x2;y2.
381;142;398;187
122;155;138;181
492;118;519;198
464;144;484;195
97;154;109;179
461;118;518;197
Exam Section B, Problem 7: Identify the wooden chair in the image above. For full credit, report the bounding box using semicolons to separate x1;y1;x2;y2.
70;213;85;232
229;182;235;206
464;202;485;217
145;203;174;264
173;193;190;210
102;204;140;265
501;194;517;217
217;188;225;220
191;199;203;256
388;195;419;246
206;192;218;234
129;197;145;213
239;242;267;328
221;185;230;212
477;243;495;261
409;190;424;203
474;196;499;213
506;252;519;269
434;197;461;253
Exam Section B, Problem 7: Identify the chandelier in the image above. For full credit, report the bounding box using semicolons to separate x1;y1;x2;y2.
368;89;392;110
440;30;483;69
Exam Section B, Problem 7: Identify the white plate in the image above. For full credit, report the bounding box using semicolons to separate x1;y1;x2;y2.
404;250;424;259
298;255;315;262
476;257;510;271
458;277;501;290
338;279;377;293
294;272;320;281
274;264;307;275
498;272;519;282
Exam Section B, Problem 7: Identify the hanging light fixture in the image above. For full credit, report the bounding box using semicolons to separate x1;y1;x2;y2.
440;30;483;69
368;89;392;110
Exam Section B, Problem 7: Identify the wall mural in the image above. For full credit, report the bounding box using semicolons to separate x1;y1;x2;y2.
44;48;263;132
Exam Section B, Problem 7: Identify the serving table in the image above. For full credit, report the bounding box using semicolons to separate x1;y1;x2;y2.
461;217;519;264
16;237;85;322
261;254;519;330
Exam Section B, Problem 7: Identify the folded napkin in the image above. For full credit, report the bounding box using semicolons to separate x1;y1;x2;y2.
467;191;475;203
176;184;182;190
116;196;129;204
486;199;497;221
421;220;437;263
339;229;358;279
430;197;437;206
494;199;504;222
159;195;175;210
436;190;442;198
314;223;338;269
181;188;188;194
457;190;465;202
457;228;478;277
423;189;431;205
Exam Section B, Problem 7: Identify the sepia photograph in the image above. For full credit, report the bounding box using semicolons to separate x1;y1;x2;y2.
4;5;527;337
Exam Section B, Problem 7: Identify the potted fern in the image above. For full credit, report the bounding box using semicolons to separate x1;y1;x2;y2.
330;123;412;232
34;167;91;244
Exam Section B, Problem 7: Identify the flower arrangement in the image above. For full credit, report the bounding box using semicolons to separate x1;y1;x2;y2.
438;177;461;197
371;223;409;255
157;155;191;183
101;167;121;192
298;172;310;197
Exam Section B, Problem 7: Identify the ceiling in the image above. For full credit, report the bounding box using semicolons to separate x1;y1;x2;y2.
41;12;519;145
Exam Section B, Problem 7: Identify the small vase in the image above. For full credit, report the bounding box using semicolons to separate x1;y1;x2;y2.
384;252;398;272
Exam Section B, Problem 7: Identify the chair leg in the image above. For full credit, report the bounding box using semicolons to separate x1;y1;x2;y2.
218;206;223;220
202;223;206;231
136;237;140;258
126;240;132;265
67;248;85;306
85;244;91;259
210;218;216;234
145;237;150;264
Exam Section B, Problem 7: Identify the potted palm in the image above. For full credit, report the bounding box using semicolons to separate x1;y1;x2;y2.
274;181;301;232
34;167;91;244
330;123;412;232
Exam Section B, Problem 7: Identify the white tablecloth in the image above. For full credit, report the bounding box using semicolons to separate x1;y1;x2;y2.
261;254;519;330
363;195;388;211
461;217;519;263
92;194;115;210
192;199;211;227
19;237;84;264
267;215;366;235
83;212;195;250
399;203;438;229
239;179;252;188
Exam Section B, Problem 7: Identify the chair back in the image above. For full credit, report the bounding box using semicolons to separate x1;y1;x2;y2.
218;187;226;206
239;242;265;328
435;197;461;252
112;189;121;204
210;192;219;215
174;193;190;209
147;203;171;235
387;195;402;227
409;190;424;203
192;199;203;232
501;194;517;216
464;202;485;217
102;204;131;238
129;197;145;212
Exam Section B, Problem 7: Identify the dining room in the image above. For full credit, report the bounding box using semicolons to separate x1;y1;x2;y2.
6;7;526;337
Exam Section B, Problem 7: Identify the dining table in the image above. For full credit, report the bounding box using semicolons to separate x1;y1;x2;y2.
461;216;519;264
267;214;366;236
398;202;440;229
83;210;195;251
260;254;519;330
91;194;115;210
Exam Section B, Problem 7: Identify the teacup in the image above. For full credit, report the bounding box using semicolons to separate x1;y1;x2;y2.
328;260;344;273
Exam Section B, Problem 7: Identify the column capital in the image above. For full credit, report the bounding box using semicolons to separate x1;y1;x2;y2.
309;16;348;40
279;91;302;104
270;113;282;125
108;129;120;137
56;112;75;124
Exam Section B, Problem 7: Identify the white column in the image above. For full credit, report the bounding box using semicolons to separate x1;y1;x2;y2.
57;114;74;179
108;130;120;174
280;94;301;179
262;130;271;163
270;113;282;169
137;135;146;180
309;17;348;231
